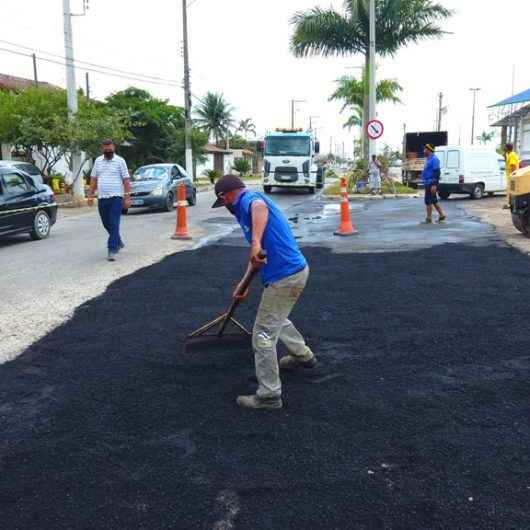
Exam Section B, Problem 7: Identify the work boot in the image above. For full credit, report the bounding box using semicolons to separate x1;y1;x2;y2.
107;251;117;262
236;394;283;411
437;215;447;223
279;354;317;371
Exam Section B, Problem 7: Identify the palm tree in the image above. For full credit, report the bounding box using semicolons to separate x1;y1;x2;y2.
237;118;257;138
194;92;235;145
291;0;452;159
330;74;402;129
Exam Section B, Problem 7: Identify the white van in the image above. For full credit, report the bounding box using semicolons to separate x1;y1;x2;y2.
435;146;506;200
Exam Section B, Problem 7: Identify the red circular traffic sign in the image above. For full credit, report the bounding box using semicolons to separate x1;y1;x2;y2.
366;119;384;140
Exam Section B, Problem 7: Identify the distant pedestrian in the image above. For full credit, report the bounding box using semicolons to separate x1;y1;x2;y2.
368;155;382;194
504;143;520;209
421;144;446;224
87;140;131;261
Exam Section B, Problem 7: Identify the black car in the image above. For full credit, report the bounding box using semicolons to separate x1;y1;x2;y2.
0;166;58;241
0;160;44;186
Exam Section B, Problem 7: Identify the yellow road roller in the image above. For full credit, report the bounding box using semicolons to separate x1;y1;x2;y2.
509;167;530;237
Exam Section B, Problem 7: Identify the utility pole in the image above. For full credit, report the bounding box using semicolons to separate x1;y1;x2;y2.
309;115;319;131
63;0;84;203
437;92;443;131
181;0;194;179
291;99;306;129
85;72;90;100
367;0;377;160
32;54;38;86
469;88;481;145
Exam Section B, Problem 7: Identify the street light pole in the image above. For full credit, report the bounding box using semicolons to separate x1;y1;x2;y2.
368;0;377;159
182;0;194;179
291;99;306;129
62;0;84;202
469;88;481;145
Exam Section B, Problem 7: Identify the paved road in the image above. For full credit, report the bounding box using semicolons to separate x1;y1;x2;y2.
1;189;530;528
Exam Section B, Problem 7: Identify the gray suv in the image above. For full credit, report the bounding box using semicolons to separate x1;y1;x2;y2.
125;163;197;214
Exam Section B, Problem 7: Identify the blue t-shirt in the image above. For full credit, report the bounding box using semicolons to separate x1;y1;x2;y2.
422;154;440;186
232;190;307;286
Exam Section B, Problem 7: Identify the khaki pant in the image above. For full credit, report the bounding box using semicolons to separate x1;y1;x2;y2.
252;266;313;399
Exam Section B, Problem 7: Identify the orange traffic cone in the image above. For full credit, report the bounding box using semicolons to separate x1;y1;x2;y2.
171;184;192;240
334;177;358;236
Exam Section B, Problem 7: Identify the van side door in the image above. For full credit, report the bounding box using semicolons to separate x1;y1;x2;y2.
445;150;461;185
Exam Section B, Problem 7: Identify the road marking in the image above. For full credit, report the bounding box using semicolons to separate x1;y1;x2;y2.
212;489;240;530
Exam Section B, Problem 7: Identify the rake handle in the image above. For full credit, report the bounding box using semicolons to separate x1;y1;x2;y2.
217;252;266;337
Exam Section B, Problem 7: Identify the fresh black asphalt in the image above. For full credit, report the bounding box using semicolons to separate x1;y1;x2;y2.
2;230;530;529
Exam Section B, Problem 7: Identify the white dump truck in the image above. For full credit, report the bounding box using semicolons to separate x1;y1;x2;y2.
260;129;324;194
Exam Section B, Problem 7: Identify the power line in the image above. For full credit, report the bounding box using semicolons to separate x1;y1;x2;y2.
0;46;181;88
0;38;181;86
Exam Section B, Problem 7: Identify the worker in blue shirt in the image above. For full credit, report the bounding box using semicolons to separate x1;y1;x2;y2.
421;144;446;224
212;175;317;411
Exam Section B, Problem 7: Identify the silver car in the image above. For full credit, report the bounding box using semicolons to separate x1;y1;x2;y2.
125;163;197;214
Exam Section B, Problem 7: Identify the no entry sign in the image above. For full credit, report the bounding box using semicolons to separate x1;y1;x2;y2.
366;119;384;140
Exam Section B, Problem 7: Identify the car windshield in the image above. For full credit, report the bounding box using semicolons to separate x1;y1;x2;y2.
266;137;310;157
133;166;168;181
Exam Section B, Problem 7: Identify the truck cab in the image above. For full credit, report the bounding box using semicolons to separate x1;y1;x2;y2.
261;129;322;194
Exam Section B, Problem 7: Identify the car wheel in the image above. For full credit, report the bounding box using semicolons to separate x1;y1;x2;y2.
164;192;175;212
522;213;530;237
30;210;51;240
308;187;316;194
512;212;524;233
470;183;484;200
438;191;451;200
264;186;272;194
188;189;197;206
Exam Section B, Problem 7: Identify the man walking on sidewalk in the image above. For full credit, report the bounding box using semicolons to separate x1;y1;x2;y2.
421;143;446;224
212;175;317;411
87;140;131;261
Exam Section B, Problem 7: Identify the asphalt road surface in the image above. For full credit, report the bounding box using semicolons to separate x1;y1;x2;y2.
1;192;530;529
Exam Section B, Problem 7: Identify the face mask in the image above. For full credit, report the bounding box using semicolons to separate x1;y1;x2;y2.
103;150;114;159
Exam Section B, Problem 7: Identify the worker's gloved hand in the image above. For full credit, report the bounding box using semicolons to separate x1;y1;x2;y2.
250;243;267;268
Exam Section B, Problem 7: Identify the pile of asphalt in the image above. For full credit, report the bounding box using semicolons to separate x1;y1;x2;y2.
1;243;530;529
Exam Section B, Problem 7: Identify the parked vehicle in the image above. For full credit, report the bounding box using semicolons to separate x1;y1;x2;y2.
124;163;197;214
0;166;57;240
0;160;44;186
260;129;322;194
402;131;448;188
519;158;530;169
509;166;530;236
436;146;506;200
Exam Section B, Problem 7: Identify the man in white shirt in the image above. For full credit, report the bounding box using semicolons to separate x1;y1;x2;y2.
87;140;131;261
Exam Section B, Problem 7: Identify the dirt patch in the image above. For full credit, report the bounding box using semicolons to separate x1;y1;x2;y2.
463;197;530;255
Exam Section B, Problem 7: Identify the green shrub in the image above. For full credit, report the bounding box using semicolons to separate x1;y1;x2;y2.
233;158;251;176
203;169;221;184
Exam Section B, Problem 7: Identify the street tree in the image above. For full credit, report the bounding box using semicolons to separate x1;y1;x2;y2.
0;87;68;176
237;118;257;138
477;131;495;145
330;74;402;129
194;92;235;146
291;0;452;160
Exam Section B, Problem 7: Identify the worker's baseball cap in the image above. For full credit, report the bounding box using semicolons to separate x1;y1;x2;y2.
212;175;246;208
424;143;436;153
